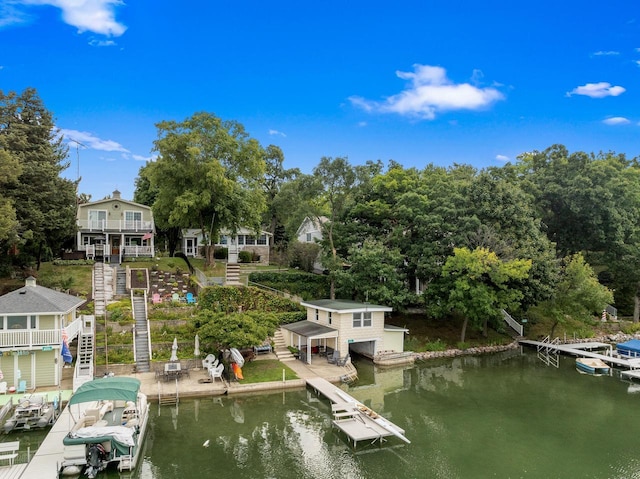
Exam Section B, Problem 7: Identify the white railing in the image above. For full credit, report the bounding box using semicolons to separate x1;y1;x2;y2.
77;219;154;232
0;316;81;348
123;245;153;257
501;310;524;336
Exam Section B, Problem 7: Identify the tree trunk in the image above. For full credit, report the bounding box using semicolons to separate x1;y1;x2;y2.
460;317;469;343
483;318;488;338
550;321;558;338
204;245;215;267
634;291;640;323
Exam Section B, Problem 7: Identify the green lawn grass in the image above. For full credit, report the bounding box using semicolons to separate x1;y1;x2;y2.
240;359;298;382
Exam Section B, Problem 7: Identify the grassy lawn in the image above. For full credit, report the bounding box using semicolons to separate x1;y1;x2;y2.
240;359;298;382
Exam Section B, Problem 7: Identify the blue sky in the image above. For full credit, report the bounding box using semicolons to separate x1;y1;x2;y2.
1;1;639;201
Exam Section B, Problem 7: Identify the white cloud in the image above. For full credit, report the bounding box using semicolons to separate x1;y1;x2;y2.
602;117;630;125
268;129;286;137
567;82;625;98
349;64;504;120
89;38;116;47
592;50;620;56
357;121;367;127
14;0;126;36
59;128;129;152
495;154;509;162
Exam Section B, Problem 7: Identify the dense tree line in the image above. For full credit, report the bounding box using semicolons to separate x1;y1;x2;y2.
0;88;630;340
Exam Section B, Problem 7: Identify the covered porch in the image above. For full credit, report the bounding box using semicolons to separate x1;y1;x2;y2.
281;322;339;365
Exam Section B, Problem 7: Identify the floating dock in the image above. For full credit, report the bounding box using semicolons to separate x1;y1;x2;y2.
519;340;640;369
306;377;409;447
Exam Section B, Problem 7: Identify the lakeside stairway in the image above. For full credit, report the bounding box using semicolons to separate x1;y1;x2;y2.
273;328;295;362
132;293;151;373
225;263;242;285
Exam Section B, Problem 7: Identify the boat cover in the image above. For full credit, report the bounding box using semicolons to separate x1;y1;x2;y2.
616;339;640;355
69;426;135;447
69;377;141;405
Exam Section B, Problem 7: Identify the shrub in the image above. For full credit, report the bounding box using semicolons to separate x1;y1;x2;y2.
214;247;228;259
239;251;253;263
248;271;330;300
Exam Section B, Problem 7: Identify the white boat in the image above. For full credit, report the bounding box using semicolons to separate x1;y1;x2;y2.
58;377;149;479
3;394;59;433
576;357;611;375
334;389;410;444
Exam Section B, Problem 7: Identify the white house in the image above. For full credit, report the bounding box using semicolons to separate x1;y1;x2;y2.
282;299;408;364
0;277;85;389
76;190;155;264
295;216;329;272
181;227;272;264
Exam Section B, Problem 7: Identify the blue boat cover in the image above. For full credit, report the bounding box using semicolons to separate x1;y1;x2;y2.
616;339;640;353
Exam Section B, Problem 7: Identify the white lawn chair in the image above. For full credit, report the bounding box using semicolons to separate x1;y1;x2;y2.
209;364;225;382
202;354;217;370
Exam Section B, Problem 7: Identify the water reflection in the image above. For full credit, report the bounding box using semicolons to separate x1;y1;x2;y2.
105;349;640;479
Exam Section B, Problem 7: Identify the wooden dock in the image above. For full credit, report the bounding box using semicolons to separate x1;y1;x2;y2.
519;340;640;369
306;377;409;447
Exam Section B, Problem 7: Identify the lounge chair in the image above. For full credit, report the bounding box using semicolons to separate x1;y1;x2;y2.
152;293;162;304
209;364;225;381
16;380;26;394
171;293;183;303
336;354;350;367
0;382;6;394
186;292;197;304
202;354;217;370
327;350;339;364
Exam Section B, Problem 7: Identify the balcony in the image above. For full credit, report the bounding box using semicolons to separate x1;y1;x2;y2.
0;317;82;349
77;219;154;233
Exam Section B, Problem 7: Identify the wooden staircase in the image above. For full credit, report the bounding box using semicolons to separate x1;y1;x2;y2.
225;263;242;285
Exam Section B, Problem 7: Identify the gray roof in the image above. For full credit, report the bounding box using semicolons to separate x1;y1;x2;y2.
300;299;392;313
384;324;409;332
0;284;85;315
282;321;339;338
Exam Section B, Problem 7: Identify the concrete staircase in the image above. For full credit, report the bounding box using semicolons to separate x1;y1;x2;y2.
93;263;114;317
273;328;295;362
132;295;151;373
225;263;242;285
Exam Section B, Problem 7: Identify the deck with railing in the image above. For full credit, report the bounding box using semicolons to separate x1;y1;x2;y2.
0;317;82;349
77;219;154;232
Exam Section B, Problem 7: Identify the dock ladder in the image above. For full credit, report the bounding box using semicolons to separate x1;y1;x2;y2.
536;336;560;368
157;379;179;406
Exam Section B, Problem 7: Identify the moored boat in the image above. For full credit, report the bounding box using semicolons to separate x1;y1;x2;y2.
3;394;59;433
576;357;611;375
616;339;640;358
58;376;149;479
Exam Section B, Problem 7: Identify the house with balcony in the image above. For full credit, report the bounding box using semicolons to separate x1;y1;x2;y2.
0;277;85;389
281;299;408;364
76;190;155;263
181;227;272;264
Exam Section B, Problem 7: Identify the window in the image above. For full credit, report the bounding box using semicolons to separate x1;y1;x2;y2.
246;236;256;245
257;234;267;245
306;233;312;242
328;312;332;325
125;211;142;229
88;210;106;228
219;235;228;245
315;309;319;321
237;236;245;246
7;315;28;330
30;316;37;329
353;312;372;328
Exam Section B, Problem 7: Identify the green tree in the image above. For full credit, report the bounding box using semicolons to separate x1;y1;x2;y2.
537;254;613;337
261;144;299;245
439;247;532;342
336;238;411;310
146;112;267;265
195;310;279;351
0;147;21;246
0;88;76;268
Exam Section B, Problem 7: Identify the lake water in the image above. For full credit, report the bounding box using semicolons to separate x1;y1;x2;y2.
106;348;640;478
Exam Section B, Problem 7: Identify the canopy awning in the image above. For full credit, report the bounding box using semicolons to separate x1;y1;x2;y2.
69;377;141;405
282;321;339;340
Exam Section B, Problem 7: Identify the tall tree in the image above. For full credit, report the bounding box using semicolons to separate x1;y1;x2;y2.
438;247;532;342
147;112;267;265
0;88;76;269
313;157;356;299
261;144;299;245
